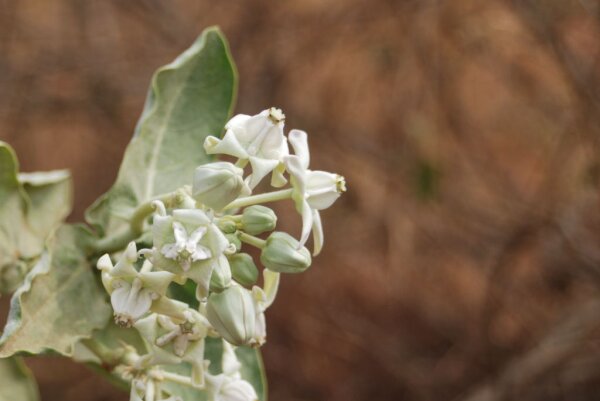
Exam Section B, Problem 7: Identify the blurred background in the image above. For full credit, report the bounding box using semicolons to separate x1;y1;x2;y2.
2;0;600;400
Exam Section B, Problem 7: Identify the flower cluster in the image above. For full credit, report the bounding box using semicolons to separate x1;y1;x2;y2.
96;108;345;401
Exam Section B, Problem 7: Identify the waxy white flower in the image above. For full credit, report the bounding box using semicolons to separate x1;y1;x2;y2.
161;222;212;271
204;108;289;189
97;242;175;327
136;310;210;387
152;206;232;299
283;129;346;255
205;341;259;401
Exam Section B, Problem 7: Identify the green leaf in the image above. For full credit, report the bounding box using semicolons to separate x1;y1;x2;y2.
0;225;112;357
86;27;237;236
0;142;72;293
19;170;72;237
0;357;39;401
162;338;267;401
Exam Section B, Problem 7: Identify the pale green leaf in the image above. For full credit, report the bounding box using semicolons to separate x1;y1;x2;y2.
0;357;39;401
0;142;72;293
0;225;112;357
86;27;237;236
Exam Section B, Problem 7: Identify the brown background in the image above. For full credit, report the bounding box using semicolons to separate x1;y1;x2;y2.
2;0;600;400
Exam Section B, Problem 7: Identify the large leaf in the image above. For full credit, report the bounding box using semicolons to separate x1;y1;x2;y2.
86;27;237;236
0;142;72;292
0;357;39;401
0;225;112;357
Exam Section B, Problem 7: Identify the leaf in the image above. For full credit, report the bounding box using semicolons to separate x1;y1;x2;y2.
0;357;39;401
0;225;112;357
19;170;72;237
0;142;72;292
86;27;237;236
162;337;267;401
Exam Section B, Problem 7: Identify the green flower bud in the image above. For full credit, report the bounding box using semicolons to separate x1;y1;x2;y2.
206;285;256;346
217;218;238;234
229;253;259;286
241;205;277;235
260;232;312;273
192;162;250;211
210;255;232;293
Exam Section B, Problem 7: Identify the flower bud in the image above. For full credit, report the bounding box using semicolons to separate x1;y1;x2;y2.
210;255;232;293
192;162;250;211
241;205;277;235
206;285;256;346
260;232;311;273
229;253;259;286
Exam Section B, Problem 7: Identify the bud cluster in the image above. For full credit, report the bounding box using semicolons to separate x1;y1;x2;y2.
96;108;345;401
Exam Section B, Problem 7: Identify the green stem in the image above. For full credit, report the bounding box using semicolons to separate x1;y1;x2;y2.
158;371;198;387
91;192;176;255
225;188;293;210
238;232;267;249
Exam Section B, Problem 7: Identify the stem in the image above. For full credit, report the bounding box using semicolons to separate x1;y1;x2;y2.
238;232;267;249
225;188;293;210
157;371;198;387
91;192;177;255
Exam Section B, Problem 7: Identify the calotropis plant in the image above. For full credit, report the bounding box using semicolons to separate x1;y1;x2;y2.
0;27;345;401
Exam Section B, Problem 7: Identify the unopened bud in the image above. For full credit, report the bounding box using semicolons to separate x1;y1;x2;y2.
206;285;256;346
260;232;311;273
241;205;277;235
192;162;250;211
210;255;232;293
229;253;259;286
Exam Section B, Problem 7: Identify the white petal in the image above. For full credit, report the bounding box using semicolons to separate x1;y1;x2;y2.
111;286;152;321
283;155;307;195
220;379;258;401
270;163;288;188
204;131;249;159
262;269;280;309
110;284;132;314
172;222;189;247
225;113;252;130
246;157;279;189
222;340;242;376
305;170;341;210
311;210;324;256
298;199;313;249
188;226;208;245
288;129;310;169
96;254;113;272
191;245;212;261
161;243;180;260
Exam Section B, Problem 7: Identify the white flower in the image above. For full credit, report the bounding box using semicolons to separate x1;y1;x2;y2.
135;311;210;387
97;242;175;327
205;341;259;401
283;129;346;255
161;222;212;271
152;207;232;299
204;108;289;189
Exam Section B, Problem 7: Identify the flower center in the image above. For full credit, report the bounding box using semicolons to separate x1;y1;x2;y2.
268;107;285;124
